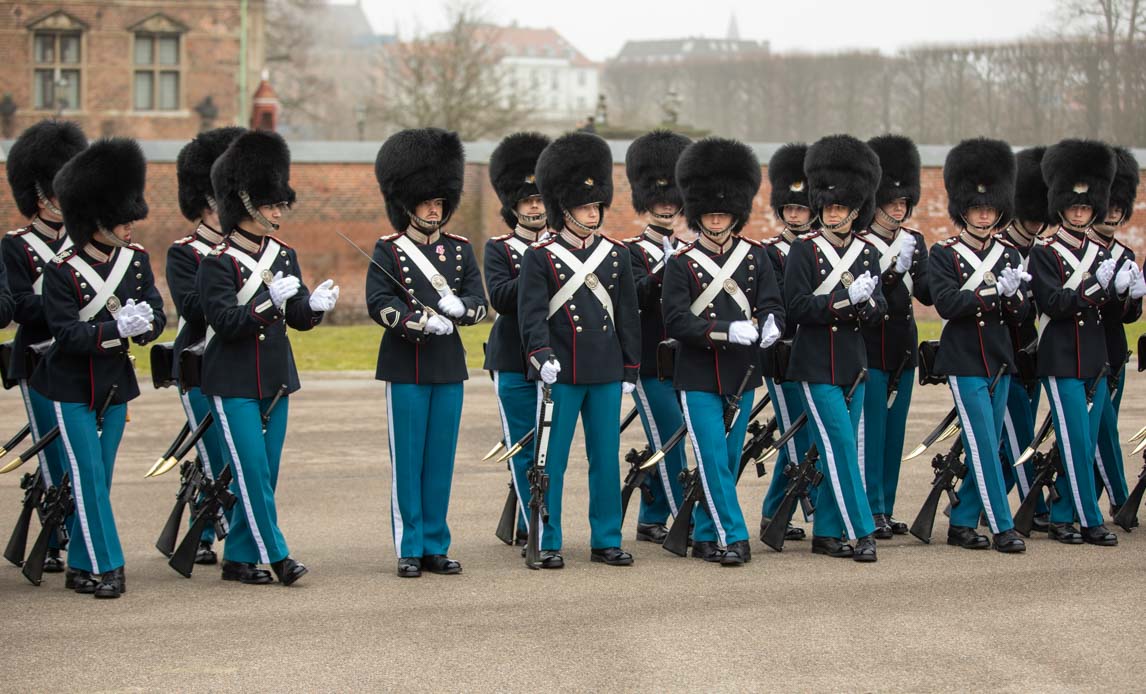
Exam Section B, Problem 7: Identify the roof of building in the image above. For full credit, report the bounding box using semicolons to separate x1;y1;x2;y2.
614;37;769;63
476;24;596;67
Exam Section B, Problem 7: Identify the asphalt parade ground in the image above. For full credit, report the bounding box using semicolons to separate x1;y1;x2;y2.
1;370;1144;692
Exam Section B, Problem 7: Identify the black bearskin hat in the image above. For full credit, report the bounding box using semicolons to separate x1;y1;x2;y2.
535;132;613;232
625;129;692;214
176;126;245;222
867;134;921;217
676;137;761;234
53;138;148;247
489;131;550;230
1013;147;1051;226
805;134;881;231
1109;146;1139;224
768;143;810;221
1042;138;1115;225
211;130;296;234
375;128;465;233
943;138;1015;228
6;120;87;219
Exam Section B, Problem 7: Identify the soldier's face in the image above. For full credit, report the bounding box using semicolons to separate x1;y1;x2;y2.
881;198;908;222
782;205;811;226
415;199;444;221
1064;204;1093;227
701;212;732;233
966;206;999;229
651;202;680;217
821;204;852;228
515;195;544;217
569;203;600;227
110;221;134;244
38;196;63;223
1106;206;1125;225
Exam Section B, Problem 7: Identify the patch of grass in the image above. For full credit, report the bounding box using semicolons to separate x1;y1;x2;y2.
4;319;1144;374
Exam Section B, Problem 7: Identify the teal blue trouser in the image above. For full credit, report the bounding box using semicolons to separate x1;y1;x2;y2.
999;380;1047;514
858;367;914;517
679;389;754;546
800;382;875;540
20;381;67;549
54;400;127;574
386;382;463;558
180;387;231;542
948;375;1014;533
493;371;534;535
761;377;813;520
631;376;686;524
209;395;290;565
1043;376;1105;528
538;382;623;551
1093;367;1128;506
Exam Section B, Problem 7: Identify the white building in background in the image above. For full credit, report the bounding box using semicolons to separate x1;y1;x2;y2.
491;25;599;128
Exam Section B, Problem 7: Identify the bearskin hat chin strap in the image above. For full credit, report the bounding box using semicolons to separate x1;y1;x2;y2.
820;208;858;234
96;228;132;249
960;215;996;240
874;206;903;232
517;211;547;230
564;210;601;236
1057;211;1091;235
699;218;736;240
651;210;678;226
239;190;280;233
35;183;62;216
206;194;218;212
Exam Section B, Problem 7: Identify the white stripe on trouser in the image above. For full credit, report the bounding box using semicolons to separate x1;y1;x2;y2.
1094;448;1114;501
679;392;727;547
533;381;547;549
949;377;999;533
1046;378;1090;526
385;383;406;556
53;401;99;573
178;391;214;481
1002;409;1032;496
492;372;527;533
856;408;867;489
19;381;51;485
213;396;270;564
770;379;799;465
634;380;679;517
801;383;857;539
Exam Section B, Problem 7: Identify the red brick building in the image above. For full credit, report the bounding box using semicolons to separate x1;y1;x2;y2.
0;1;266;139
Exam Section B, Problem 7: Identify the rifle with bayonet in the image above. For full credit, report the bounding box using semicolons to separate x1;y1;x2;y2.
155;458;208;557
497;406;638;465
0;424;31;460
147;412;213;478
3;467;44;566
524;377;556;569
886;350;913;408
21;474;72;586
1113;450;1146;532
760;369;867;552
1013;447;1063;536
737;415;778;482
662;364;756;557
144;420;191;478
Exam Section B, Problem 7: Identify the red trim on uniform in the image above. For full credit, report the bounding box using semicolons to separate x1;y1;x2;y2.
880;321;887;370
564;305;577;383
1074;324;1081;378
21;244;36;273
502;243;516;276
255;337;263;399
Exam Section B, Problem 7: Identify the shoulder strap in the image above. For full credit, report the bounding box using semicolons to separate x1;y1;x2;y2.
71;249;135;322
686;240;752;317
204;239;282;346
950;241;1005;292
812;236;865;296
395;234;451;298
23;233;73;294
546;240;614;321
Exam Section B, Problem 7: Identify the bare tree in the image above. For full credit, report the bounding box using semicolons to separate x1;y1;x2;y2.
265;0;334;129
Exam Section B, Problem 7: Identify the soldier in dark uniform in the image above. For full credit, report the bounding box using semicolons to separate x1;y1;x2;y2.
1030;139;1122;546
856;135;932;538
662;137;784;566
997;147;1052;530
167;126;245;565
758;142;815;543
370;128;487;578
2;120;86;573
785;135;885;562
1089;146;1143;514
32;137;167;597
0;251;10;327
623;129;692;544
483;131;550;547
929;138;1028;553
518;132;641;569
199;131;338;586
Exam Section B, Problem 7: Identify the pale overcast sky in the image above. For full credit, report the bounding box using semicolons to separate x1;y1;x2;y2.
351;0;1064;61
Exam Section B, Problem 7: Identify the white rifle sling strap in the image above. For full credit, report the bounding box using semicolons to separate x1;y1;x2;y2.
503;236;530;258
866;232;914;294
941;240;1006;329
176;239;217;334
774;240;791;258
546;239;614;321
638;238;669;273
1037;240;1100;343
395;234;454;299
811;235;866;296
24;231;73;294
204;238;282;347
686;240;752;318
69;248;136;322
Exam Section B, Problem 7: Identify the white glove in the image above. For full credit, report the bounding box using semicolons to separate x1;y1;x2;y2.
894;233;917;273
1131;269;1146;300
120;298;154;323
728;320;759;346
116;310;149;338
437;293;466;318
539;359;561;384
997;267;1021;297
758;313;781;348
662;235;675;258
269;271;300;309
848;272;875;304
538;230;552;243
425;314;454;335
308;279;340;312
622;381;636;395
1115;262;1136;296
1096;258;1116;290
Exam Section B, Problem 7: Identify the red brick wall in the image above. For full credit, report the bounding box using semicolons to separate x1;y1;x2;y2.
3;160;1145;322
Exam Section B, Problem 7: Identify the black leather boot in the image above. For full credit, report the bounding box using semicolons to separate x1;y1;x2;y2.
270;557;308;586
66;568;97;593
221;560;274;584
94;567;125;599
